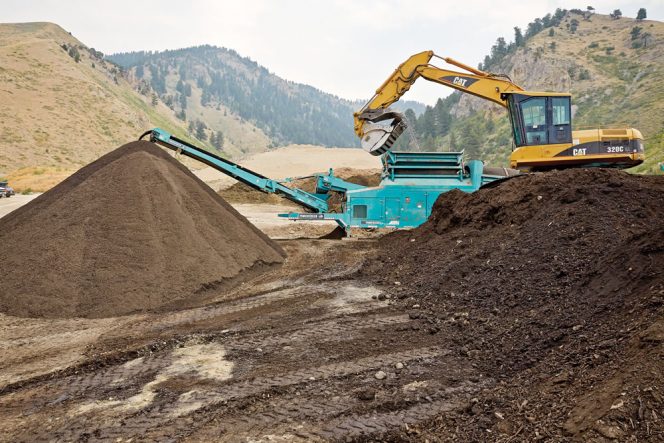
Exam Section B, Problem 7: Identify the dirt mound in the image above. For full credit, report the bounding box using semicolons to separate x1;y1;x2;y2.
218;181;283;205
361;168;664;441
0;141;285;319
219;168;382;208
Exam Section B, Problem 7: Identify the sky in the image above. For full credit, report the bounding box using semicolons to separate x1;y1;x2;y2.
3;0;663;105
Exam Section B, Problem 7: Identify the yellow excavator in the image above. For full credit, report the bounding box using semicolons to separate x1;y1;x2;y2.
354;50;645;171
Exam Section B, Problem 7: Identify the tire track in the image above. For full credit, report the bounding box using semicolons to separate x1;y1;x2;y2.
46;347;445;442
212;381;482;441
312;398;462;440
1;314;407;412
228;314;408;351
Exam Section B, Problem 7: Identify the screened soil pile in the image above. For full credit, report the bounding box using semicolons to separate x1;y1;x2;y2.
219;168;382;211
361;168;664;441
218;181;283;205
0;141;285;319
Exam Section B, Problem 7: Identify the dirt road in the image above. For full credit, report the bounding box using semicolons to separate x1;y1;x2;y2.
0;194;39;218
0;235;477;442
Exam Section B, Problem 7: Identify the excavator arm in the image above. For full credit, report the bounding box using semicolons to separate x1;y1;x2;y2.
355;50;524;155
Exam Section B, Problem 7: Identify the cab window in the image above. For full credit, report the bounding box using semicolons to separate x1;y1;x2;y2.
520;97;547;145
508;98;523;146
552;97;571;125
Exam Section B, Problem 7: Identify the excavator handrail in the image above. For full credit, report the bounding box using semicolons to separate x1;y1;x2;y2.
140;128;330;213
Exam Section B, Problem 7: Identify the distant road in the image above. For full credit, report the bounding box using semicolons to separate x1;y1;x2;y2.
0;194;40;218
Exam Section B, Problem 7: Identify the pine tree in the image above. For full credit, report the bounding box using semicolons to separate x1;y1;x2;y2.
636;8;646;21
214;130;224;148
570;19;579;33
641;32;652;48
195;120;207;141
68;46;81;63
461;124;482;160
491;37;508;62
514;27;524;47
151;93;158;107
485;117;495;133
164;95;174;109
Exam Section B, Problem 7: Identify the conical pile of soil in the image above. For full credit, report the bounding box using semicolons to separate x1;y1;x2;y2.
0;141;285;319
362;168;664;441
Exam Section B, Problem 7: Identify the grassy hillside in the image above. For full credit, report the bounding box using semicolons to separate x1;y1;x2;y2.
109;46;358;157
405;10;664;173
107;48;428;158
0;22;198;190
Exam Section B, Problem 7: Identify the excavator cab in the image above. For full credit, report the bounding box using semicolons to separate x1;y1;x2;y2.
505;92;572;148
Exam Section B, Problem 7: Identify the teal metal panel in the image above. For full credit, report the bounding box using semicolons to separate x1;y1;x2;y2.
385;198;401;225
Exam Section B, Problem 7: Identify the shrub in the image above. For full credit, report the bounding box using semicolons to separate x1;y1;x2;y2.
568;66;577;78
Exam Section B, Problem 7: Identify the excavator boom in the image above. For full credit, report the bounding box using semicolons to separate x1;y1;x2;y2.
354;51;524;155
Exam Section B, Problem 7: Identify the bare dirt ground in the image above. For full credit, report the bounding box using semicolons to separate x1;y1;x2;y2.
2;193;442;442
4;169;660;442
0;231;475;442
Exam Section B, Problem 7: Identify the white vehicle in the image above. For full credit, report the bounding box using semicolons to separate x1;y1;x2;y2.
0;181;14;198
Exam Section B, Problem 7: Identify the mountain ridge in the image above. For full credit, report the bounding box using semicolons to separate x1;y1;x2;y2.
107;46;426;156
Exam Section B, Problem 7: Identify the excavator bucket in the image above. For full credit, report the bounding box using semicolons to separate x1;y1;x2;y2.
358;110;406;156
361;121;406;155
